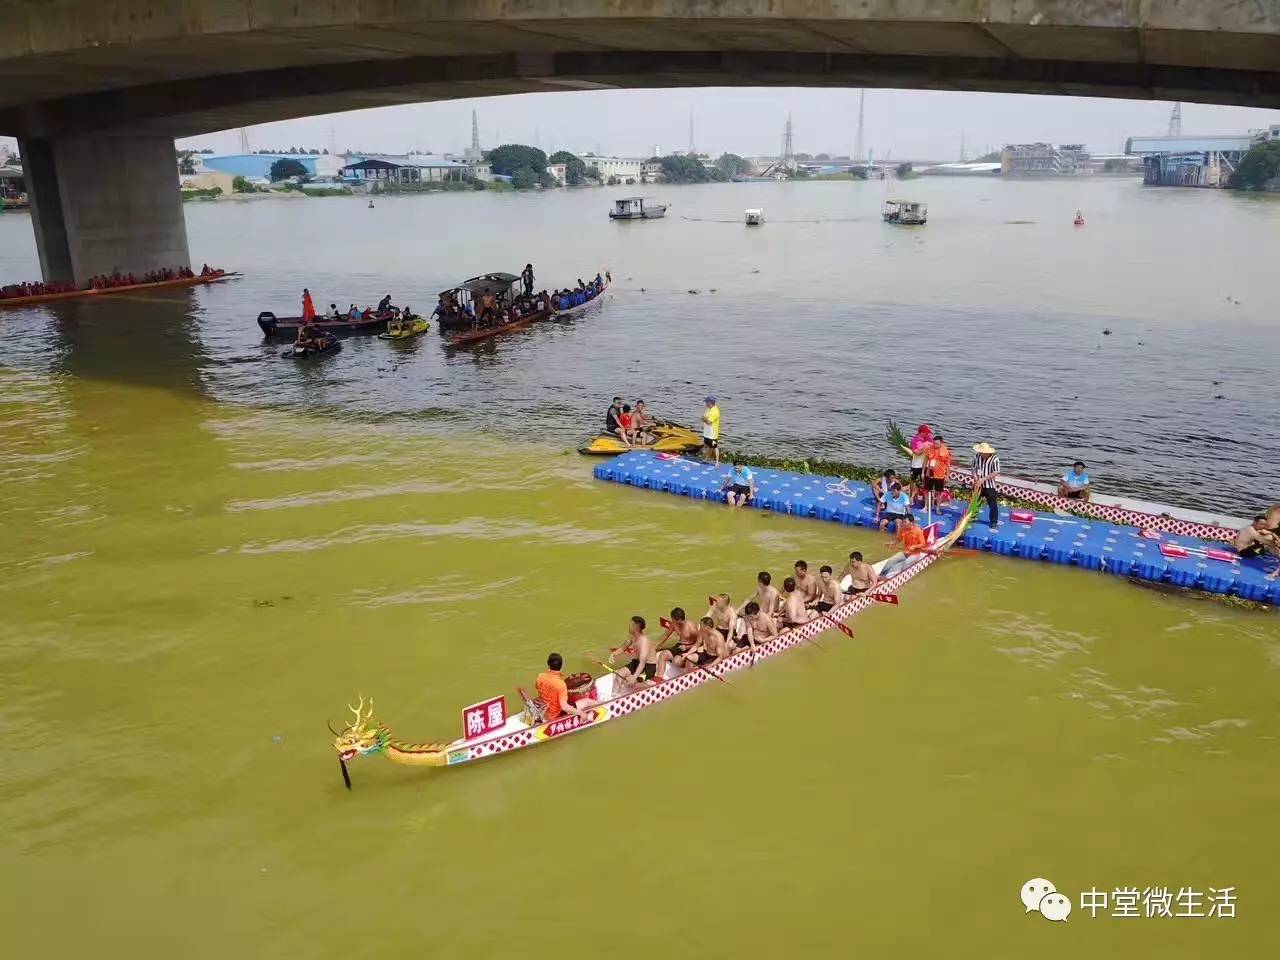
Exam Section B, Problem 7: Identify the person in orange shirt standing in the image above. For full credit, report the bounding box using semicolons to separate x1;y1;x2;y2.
923;433;952;519
888;514;928;556
301;287;316;322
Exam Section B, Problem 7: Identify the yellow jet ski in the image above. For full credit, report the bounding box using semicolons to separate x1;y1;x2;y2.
579;423;703;456
378;315;430;340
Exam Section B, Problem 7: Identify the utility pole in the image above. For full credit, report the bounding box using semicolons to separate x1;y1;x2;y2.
1168;102;1183;137
238;128;250;154
782;114;794;169
688;111;696;155
854;89;865;163
468;109;481;160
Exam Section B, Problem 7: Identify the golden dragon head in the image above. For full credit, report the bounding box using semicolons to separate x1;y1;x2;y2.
330;695;385;762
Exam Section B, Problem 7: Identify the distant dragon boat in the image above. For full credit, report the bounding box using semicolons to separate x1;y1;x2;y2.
330;500;978;786
885;420;1239;542
0;270;237;309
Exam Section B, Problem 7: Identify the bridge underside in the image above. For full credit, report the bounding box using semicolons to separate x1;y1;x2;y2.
5;49;1280;143
2;8;1279;138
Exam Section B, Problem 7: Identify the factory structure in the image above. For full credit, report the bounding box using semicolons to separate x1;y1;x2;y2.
1125;125;1280;188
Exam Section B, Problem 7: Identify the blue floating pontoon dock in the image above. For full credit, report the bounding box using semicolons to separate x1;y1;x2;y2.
593;452;1279;606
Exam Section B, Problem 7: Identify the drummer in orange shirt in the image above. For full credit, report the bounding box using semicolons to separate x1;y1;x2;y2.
535;653;599;722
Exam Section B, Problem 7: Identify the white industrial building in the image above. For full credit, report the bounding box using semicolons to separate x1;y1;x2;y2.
577;155;663;183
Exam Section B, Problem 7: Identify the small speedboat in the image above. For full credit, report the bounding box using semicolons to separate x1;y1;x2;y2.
258;310;392;339
378;316;429;340
281;337;342;359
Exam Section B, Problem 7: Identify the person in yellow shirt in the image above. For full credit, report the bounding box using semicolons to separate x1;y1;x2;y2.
700;395;721;466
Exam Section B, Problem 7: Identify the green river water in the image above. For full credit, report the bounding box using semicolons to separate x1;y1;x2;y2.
1;178;1278;956
2;372;1276;957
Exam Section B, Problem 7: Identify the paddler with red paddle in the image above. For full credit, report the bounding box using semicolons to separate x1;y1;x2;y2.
839;551;879;597
653;606;699;678
607;615;659;690
675;617;730;671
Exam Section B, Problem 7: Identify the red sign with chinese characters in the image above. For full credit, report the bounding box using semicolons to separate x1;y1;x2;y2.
462;695;507;740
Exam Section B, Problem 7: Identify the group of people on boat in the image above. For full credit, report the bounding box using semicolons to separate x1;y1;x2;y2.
552;273;607;312
0;278;77;299
532;547;908;719
2;264;223;300
432;287;551;332
301;289;407;325
90;265;206;289
604;396;663;447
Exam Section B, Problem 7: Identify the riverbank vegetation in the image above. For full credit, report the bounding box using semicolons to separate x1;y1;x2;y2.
1229;140;1280;191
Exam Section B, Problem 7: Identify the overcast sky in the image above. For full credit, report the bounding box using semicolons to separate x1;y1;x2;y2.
5;88;1277;160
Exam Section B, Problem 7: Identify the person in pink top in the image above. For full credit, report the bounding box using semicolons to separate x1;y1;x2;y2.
907;423;932;503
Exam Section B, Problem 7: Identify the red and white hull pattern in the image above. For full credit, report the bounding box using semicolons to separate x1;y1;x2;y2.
946;468;1237;543
440;548;942;768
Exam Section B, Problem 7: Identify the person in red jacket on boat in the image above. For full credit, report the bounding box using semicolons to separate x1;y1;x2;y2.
301;288;316;323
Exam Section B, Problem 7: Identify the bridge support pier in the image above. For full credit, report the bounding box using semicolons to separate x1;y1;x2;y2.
18;132;189;286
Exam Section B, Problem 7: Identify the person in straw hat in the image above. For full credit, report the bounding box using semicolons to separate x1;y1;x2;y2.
971;441;1002;528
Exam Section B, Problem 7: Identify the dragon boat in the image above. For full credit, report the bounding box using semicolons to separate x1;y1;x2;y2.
885;420;1240;542
0;270;237;308
552;279;609;318
330;497;979;786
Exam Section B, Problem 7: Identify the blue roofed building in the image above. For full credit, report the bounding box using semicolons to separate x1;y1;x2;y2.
341;154;473;184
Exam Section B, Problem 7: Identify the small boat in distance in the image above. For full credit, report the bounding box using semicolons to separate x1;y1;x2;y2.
1074;209;1085;227
882;199;927;225
745;208;765;226
609;196;667;220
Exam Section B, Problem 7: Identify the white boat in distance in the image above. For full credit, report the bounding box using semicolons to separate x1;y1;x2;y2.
609;196;667;220
745;208;765;225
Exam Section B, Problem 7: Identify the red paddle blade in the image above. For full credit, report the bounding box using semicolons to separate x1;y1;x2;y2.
871;593;900;605
660;617;673;630
822;615;854;637
708;595;717;607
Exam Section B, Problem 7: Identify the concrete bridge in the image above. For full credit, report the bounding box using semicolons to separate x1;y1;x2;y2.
2;1;1278;285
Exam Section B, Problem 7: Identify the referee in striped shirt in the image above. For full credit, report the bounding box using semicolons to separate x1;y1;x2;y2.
971;442;1001;528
